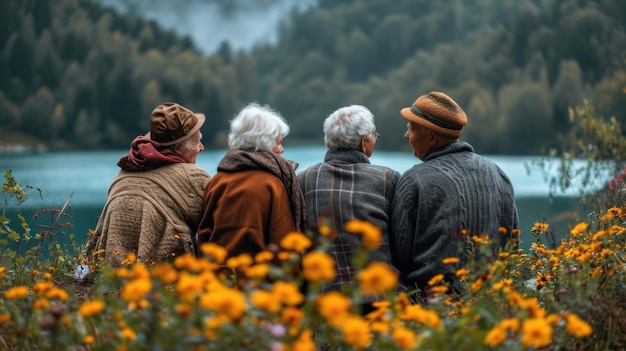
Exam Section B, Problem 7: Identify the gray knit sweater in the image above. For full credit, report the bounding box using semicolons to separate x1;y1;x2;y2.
390;142;518;294
297;148;401;298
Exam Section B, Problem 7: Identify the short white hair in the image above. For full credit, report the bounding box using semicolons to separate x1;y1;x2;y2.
228;103;290;152
323;105;376;149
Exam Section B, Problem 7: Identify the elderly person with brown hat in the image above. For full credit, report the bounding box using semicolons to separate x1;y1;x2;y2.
85;102;210;267
390;91;518;301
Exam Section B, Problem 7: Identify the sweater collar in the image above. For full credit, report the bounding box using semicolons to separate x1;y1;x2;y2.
424;142;474;162
324;148;371;164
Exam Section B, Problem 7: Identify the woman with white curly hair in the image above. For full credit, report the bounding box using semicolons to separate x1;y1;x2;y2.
197;103;305;258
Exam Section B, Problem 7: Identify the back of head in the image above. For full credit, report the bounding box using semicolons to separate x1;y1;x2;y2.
228;103;290;152
324;105;376;149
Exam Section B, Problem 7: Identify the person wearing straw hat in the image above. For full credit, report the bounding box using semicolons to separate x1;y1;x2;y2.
390;91;518;301
85;102;210;267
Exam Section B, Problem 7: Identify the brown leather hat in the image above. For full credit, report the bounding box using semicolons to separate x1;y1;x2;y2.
148;102;206;146
400;91;467;138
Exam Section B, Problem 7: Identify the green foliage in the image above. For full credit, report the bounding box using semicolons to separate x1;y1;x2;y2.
1;0;625;154
532;98;626;203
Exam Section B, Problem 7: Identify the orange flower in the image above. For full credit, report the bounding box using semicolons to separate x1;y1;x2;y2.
78;300;106;317
4;285;29;299
199;243;228;263
345;219;382;250
302;251;336;282
563;313;593;338
392;326;416;349
272;281;304;306
520;318;553;348
280;232;312;253
316;291;352;325
339;316;371;349
357;262;398;295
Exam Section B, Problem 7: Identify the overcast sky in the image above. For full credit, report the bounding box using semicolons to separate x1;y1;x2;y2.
100;0;317;54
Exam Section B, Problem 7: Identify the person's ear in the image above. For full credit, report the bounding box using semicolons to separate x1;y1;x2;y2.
428;130;438;147
360;136;368;153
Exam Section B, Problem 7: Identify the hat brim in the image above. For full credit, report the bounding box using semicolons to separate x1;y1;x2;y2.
400;107;464;138
147;113;206;146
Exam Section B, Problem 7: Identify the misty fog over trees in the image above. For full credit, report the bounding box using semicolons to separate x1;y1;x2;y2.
0;0;624;155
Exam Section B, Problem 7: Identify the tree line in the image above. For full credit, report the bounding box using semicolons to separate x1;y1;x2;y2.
0;0;624;155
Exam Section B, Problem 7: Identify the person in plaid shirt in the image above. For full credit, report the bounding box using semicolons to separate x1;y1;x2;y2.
297;105;401;315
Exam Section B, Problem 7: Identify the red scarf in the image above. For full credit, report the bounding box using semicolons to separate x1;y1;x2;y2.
117;136;188;171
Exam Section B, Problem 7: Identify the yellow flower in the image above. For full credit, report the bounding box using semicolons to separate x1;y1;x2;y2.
121;252;137;265
281;307;304;327
245;264;270;279
152;262;179;284
32;298;50;310
427;274;445;286
520;318;553;348
570;222;588;237
199;242;228;263
83;335;95;345
302;251;336;282
563;313;593;338
32;281;54;295
280;232;312;253
176;272;204;300
283;330;316;351
357;262;398;295
120;278;152;302
392;326;416;349
46;287;69;301
204;315;230;340
176;303;192;316
345;219;382;250
226;254;253;270
442;257;459;265
340;316;371;349
78;300;106;317
0;314;12;324
455;268;469;281
130;262;150;280
430;285;449;294
499;318;521;332
531;222;549;233
316;291;352;325
492;278;513;292
319;224;332;237
250;290;281;313
255;250;274;263
272;281;304;306
484;326;507;347
608;206;623;217
121;327;136;341
4;285;29;299
199;288;247;322
399;304;442;329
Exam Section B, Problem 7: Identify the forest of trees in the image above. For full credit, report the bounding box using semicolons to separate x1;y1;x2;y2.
0;0;624;154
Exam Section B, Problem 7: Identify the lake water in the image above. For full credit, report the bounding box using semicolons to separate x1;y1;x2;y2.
0;146;598;249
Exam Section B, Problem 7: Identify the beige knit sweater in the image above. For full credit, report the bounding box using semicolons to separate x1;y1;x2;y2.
85;162;210;266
